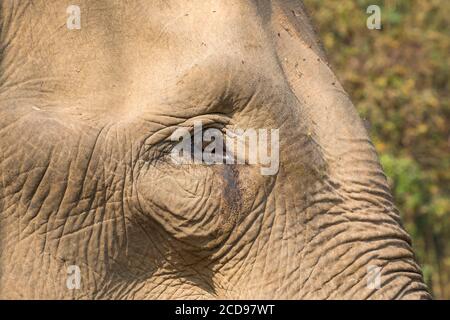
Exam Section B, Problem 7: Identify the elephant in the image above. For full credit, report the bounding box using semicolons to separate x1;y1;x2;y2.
0;0;430;299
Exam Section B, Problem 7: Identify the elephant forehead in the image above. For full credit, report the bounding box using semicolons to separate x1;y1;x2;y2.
0;0;284;120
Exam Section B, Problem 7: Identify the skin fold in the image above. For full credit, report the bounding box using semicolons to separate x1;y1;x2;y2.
0;0;430;299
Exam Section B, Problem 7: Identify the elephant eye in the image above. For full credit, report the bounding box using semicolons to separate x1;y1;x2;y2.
189;127;229;163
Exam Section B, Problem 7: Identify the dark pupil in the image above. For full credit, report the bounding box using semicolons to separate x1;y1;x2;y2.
190;130;226;157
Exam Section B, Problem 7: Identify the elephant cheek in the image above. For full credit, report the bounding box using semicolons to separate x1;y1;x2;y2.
133;161;272;252
134;166;221;246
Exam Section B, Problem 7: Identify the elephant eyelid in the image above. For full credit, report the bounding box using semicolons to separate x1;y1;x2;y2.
163;125;228;160
140;114;230;164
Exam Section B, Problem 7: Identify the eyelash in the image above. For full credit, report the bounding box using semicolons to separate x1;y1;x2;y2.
161;126;228;163
142;116;231;166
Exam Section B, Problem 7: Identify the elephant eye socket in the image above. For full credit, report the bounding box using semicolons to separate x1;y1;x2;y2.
189;127;229;164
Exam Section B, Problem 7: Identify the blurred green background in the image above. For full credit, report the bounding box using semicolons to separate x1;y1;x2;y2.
302;0;449;299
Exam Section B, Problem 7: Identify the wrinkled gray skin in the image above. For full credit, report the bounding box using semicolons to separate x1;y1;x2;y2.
0;0;430;299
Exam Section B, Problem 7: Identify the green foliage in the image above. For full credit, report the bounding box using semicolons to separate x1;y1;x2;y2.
303;0;450;298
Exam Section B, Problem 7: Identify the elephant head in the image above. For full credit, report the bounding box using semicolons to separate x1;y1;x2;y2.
0;0;430;299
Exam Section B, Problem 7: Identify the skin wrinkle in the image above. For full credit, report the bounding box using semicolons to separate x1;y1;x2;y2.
325;241;412;286
130;191;219;296
0;0;430;299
